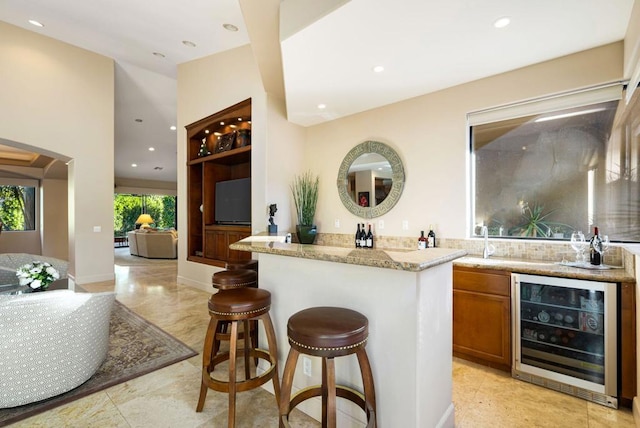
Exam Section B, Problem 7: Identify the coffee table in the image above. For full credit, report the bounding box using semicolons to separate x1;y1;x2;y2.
0;278;69;295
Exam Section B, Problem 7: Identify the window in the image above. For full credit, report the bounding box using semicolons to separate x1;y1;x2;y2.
469;83;640;242
0;181;37;231
114;193;177;235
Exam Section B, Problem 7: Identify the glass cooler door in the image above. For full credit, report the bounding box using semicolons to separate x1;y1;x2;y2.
512;273;617;401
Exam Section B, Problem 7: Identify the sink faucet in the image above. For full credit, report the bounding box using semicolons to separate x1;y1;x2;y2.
482;226;495;259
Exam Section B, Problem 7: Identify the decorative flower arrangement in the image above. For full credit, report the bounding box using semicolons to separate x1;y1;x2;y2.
16;261;60;291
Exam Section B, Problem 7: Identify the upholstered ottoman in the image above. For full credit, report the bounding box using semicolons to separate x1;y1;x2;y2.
0;290;116;408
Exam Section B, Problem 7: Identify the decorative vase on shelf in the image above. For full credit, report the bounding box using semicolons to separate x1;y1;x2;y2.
296;225;317;244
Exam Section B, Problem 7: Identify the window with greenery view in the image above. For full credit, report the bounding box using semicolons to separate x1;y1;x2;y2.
470;83;640;242
0;183;37;231
114;193;176;236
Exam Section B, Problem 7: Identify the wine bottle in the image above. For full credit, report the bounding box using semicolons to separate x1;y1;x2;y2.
355;223;361;248
360;223;367;248
589;226;602;265
418;231;427;250
427;225;436;248
366;224;374;249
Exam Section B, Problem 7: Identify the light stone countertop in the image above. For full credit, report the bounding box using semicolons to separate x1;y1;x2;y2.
454;256;635;283
230;237;467;272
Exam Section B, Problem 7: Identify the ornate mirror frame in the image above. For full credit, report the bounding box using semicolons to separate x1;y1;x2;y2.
337;140;405;218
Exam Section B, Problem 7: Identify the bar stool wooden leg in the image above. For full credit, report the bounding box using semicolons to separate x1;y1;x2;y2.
197;317;218;412
279;347;299;428
325;357;337;428
243;320;251;379
356;348;377;418
259;312;281;403
227;321;238;428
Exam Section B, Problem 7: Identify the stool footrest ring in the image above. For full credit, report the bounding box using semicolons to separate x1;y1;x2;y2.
203;348;277;394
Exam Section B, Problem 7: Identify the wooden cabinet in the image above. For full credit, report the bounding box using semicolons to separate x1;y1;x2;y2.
453;266;511;372
186;99;252;267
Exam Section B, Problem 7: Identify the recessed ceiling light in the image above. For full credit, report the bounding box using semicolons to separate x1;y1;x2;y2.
494;17;511;28
170;125;177;131
28;20;44;27
182;40;196;48
214;132;222;136
135;118;143;123
237;118;242;121
372;65;385;73
152;52;165;58
248;121;252;124
131;163;138;167
205;129;210;134
223;23;238;32
148;147;155;151
220;121;225;125
317;104;326;109
229;124;237;128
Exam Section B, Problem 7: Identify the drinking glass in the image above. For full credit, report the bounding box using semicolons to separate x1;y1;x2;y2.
597;235;610;265
570;231;586;263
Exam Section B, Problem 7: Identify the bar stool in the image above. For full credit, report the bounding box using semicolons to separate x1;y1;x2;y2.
196;287;281;427
279;307;376;428
211;269;258;372
225;259;258;274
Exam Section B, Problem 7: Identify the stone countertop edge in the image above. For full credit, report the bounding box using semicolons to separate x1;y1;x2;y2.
229;240;467;272
454;256;635;283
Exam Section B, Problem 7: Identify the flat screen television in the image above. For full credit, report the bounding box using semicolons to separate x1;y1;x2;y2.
214;177;251;225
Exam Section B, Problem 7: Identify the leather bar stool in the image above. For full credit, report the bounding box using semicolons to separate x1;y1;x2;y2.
196;287;281;427
211;269;258;373
225;259;258;274
279;307;376;428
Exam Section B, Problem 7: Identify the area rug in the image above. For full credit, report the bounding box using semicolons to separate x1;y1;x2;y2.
0;301;197;426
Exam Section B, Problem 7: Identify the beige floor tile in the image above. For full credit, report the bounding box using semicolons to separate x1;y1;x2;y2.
587;401;635;427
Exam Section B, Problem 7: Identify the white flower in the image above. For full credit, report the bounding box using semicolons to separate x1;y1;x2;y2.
18;277;32;286
15;261;60;290
29;279;42;289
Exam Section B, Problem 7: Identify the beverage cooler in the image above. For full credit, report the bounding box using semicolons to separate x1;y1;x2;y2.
511;273;618;408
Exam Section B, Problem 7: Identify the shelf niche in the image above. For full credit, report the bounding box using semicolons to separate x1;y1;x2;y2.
185;98;252;267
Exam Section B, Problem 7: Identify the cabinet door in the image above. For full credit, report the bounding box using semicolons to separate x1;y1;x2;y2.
227;230;251;262
204;230;227;260
453;289;511;370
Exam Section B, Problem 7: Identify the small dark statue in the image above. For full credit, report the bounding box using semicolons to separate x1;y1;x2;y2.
268;204;278;234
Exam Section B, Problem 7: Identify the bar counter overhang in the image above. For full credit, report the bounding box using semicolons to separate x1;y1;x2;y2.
230;237;467;427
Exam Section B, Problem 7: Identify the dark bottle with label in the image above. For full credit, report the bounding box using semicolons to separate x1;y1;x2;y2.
427;225;436;248
360;223;367;248
366;224;374;249
589;226;602;265
418;231;427;250
355;223;361;248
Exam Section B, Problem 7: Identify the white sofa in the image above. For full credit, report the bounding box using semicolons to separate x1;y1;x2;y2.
127;229;178;259
0;290;116;408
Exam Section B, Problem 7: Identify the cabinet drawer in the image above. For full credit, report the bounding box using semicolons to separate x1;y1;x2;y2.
453;267;511;296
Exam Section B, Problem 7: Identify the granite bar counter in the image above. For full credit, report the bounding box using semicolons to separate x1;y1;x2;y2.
231;237;466;428
454;256;635;283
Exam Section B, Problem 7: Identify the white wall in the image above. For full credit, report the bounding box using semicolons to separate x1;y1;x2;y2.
306;42;623;241
41;178;69;260
0;22;115;283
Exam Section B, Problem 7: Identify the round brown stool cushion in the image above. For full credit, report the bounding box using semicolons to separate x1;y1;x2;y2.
208;287;271;319
287;306;369;357
212;269;257;290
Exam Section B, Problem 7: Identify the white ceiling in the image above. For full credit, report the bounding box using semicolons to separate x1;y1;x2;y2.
0;0;635;183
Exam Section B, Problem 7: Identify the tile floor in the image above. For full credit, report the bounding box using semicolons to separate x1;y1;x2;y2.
10;252;637;427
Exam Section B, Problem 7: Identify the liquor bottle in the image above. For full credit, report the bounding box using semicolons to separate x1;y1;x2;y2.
589;227;602;265
366;224;374;249
355;223;361;248
427;225;436;248
418;231;427;250
360;223;367;248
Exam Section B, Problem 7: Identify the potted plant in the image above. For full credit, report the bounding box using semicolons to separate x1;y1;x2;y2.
291;171;319;244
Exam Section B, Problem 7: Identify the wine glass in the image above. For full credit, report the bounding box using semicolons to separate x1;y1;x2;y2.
597;235;610;265
570;231;586;264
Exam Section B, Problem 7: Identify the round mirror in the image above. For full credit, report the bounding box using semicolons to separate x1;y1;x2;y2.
337;141;405;218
